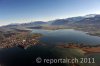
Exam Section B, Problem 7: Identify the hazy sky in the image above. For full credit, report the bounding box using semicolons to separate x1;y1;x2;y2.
0;0;100;26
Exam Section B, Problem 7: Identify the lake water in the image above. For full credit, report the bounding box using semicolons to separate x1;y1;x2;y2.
0;29;100;66
32;29;100;45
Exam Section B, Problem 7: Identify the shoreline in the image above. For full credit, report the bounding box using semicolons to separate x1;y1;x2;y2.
0;30;42;48
56;43;100;55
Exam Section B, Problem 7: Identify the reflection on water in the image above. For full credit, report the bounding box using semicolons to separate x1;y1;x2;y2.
32;29;100;45
0;29;100;66
0;46;68;66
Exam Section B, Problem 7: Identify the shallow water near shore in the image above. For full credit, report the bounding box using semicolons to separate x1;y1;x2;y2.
0;29;100;66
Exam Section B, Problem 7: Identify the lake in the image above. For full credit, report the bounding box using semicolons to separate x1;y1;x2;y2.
0;29;100;66
32;29;100;45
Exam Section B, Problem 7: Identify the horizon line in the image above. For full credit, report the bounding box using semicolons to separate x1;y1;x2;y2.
0;13;100;27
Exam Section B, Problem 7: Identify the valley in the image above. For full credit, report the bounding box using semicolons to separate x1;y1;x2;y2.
0;14;100;66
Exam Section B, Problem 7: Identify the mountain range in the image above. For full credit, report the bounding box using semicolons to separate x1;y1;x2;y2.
0;14;100;31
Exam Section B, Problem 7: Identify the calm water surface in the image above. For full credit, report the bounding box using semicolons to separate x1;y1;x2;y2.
32;29;100;45
0;29;100;66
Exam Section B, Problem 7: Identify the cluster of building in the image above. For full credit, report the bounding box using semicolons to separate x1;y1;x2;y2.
0;32;41;48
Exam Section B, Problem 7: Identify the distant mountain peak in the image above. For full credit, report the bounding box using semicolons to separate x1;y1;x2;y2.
1;14;100;27
84;14;99;18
